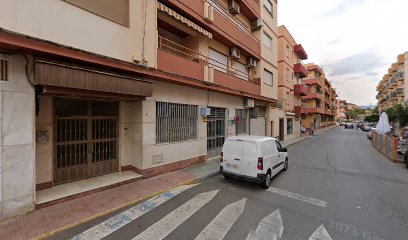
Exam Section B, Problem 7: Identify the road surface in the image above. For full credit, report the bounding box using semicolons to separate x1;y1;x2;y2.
51;126;408;240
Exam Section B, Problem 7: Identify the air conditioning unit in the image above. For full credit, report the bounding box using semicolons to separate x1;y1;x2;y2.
247;57;257;68
250;19;262;31
244;98;255;108
200;107;211;116
228;0;240;15
230;47;241;59
204;1;214;22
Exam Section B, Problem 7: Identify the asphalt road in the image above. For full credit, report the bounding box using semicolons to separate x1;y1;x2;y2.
51;126;408;240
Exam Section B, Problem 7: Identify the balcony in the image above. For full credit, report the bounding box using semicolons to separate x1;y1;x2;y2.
294;44;308;60
166;0;261;58
241;0;261;20
157;36;260;95
397;88;404;96
394;72;404;80
303;78;322;86
294;63;308;78
302;93;322;100
294;84;307;96
302;107;323;114
294;106;303;117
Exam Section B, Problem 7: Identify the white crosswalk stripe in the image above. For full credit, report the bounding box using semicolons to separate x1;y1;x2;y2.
131;189;220;240
246;209;283;240
194;198;246;240
267;187;328;208
309;224;333;240
71;184;197;240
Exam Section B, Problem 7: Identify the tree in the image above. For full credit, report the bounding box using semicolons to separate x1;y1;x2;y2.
346;109;358;120
365;114;379;122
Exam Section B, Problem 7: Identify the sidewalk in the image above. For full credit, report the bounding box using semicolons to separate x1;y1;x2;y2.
0;158;220;240
0;125;337;240
281;124;338;147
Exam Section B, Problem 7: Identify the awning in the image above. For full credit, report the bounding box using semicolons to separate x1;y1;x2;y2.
157;2;213;39
34;60;152;100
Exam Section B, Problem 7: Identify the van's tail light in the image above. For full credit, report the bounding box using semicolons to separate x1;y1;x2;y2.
220;152;223;163
257;157;263;170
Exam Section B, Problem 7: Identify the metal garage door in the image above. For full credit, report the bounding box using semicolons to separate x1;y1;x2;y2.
250;117;266;136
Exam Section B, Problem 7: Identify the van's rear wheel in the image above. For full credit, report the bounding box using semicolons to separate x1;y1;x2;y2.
284;158;289;171
260;172;271;189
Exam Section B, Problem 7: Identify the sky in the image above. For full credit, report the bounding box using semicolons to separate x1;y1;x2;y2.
278;0;408;106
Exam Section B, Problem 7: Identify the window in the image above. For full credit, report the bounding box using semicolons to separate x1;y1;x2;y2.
263;69;273;86
263;32;272;49
236;61;249;80
236;109;248;134
156;102;198;143
209;48;228;73
286;67;290;81
264;0;273;16
287;118;293;135
0;60;8;81
286;45;290;58
64;0;129;26
275;140;284;151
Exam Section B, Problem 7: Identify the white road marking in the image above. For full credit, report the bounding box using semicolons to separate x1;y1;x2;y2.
132;189;220;240
194;198;246;240
309;224;333;240
267;187;328;208
246;209;283;240
71;184;198;240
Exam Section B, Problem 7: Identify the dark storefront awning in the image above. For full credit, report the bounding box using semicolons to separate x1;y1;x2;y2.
34;60;152;101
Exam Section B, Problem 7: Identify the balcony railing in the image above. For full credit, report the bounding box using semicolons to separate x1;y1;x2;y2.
294;44;308;60
158;36;259;85
397;88;404;95
294;84;307;96
294;63;308;78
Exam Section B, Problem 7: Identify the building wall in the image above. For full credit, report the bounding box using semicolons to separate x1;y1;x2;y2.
0;0;158;67
0;54;36;220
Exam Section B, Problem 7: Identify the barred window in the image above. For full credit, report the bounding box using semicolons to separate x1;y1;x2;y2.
236;109;248;134
287;118;293;135
0;60;8;81
156;102;198;143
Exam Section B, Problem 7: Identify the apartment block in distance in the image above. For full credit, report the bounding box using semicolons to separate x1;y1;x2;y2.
377;52;408;111
337;99;348;120
277;25;308;141
300;64;337;130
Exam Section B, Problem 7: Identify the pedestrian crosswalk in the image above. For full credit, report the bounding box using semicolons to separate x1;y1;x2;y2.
71;184;333;240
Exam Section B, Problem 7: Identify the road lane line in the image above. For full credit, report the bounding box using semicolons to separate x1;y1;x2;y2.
71;184;198;240
132;189;220;240
194;198;246;240
246;209;283;240
309;224;333;240
267;187;328;208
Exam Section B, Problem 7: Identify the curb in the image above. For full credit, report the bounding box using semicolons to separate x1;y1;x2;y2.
33;169;219;240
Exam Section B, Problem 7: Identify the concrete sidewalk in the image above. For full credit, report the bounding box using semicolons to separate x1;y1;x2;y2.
0;125;338;240
281;124;338;147
0;158;220;240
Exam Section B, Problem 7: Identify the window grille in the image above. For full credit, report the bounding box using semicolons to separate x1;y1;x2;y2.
156;102;198;143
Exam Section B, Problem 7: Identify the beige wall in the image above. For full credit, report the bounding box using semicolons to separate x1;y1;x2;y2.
0;54;36;220
0;0;158;67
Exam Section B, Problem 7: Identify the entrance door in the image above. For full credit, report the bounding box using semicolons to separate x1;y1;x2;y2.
53;98;119;185
279;118;285;141
270;121;274;137
207;108;226;158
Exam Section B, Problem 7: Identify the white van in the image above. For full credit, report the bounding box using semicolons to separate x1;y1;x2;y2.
220;136;288;189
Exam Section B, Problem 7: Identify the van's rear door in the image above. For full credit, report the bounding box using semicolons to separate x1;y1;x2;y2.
241;141;259;178
222;139;243;175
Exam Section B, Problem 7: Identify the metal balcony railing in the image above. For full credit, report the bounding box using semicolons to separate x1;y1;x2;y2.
158;36;259;85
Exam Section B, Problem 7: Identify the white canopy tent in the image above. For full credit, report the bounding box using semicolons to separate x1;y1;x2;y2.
375;112;391;134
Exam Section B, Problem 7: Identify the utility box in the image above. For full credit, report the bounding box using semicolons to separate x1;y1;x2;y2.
244;98;255;108
200;107;211;116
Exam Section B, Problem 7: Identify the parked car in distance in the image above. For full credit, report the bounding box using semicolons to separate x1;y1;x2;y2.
220;136;288;189
340;121;346;126
356;121;364;129
344;122;354;129
361;124;373;132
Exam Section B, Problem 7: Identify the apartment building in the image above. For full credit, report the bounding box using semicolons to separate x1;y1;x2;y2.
277;26;308;141
0;0;279;219
377;52;408;112
300;64;337;130
338;99;348;120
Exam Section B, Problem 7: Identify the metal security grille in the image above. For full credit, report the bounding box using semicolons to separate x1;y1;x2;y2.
53;98;118;185
0;60;8;81
156;102;198;143
236;109;248;134
207;108;226;158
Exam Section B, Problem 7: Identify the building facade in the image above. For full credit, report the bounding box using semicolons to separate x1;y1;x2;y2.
300;64;337;130
338;100;348;120
377;52;408;111
277;26;308;141
0;0;281;219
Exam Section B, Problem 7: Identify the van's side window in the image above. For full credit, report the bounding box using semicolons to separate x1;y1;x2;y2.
275;141;284;152
261;141;276;156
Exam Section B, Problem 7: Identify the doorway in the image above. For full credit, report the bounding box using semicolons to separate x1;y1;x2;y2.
53;98;119;185
207;107;226;158
279;118;285;141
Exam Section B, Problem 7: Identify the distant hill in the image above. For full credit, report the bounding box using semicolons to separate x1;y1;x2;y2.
359;105;375;110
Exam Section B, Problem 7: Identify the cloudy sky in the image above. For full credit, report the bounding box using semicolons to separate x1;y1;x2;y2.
278;0;408;106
